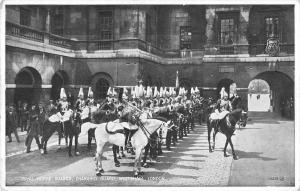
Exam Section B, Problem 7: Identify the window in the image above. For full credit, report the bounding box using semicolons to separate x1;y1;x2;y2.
20;7;31;26
180;26;192;50
146;14;151;43
220;18;235;45
51;8;64;36
99;11;113;40
217;12;239;45
265;17;279;39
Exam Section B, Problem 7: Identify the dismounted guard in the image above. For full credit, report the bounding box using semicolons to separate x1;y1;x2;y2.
25;104;42;153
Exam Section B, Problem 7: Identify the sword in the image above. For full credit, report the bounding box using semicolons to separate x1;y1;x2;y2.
123;100;143;113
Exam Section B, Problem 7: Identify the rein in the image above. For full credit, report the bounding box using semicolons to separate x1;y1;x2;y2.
136;118;163;147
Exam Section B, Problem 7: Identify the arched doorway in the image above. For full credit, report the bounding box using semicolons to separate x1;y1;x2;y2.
51;70;69;101
217;78;235;98
14;67;42;105
248;71;294;118
91;73;114;100
248;79;271;111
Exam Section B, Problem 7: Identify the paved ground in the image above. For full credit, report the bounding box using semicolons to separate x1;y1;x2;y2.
5;112;295;187
228;112;295;186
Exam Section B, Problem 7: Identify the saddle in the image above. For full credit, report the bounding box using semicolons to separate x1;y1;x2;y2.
210;110;230;120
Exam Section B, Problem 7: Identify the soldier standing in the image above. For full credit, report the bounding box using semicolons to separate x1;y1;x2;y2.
6;104;20;143
25;104;42;153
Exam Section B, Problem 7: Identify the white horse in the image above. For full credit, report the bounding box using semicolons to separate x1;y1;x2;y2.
81;118;168;177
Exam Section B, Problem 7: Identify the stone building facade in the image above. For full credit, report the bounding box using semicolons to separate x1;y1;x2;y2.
5;5;294;114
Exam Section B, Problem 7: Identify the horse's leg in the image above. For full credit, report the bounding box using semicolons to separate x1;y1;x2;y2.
75;134;80;156
87;129;92;150
184;122;187;136
120;146;125;158
212;127;218;151
224;138;229;157
228;136;237;160
207;120;212;153
142;144;150;168
95;141;105;176
116;146;121;159
68;135;73;157
133;147;143;177
112;145;120;167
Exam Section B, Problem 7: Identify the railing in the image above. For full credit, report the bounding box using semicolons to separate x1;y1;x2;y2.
249;43;294;56
205;44;249;55
6;22;44;42
48;33;73;49
6;22;294;58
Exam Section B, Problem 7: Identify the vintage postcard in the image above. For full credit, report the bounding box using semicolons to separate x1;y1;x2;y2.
0;0;298;190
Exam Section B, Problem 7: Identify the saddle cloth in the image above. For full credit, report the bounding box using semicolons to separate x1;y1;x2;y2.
107;120;139;132
210;110;230;120
81;107;90;120
48;110;73;123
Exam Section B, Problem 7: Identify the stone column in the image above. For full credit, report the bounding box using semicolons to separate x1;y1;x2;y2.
45;8;51;33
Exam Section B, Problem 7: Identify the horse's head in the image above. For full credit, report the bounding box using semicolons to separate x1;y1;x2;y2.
159;121;169;140
231;96;242;110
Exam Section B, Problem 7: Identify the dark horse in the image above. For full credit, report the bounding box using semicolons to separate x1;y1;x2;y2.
40;110;81;156
207;96;243;160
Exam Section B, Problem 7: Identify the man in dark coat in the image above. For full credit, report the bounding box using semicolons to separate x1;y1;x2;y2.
6;104;20;143
38;103;46;136
25;104;42;153
20;102;29;132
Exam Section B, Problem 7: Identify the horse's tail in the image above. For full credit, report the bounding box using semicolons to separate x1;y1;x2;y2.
81;122;97;136
105;122;124;134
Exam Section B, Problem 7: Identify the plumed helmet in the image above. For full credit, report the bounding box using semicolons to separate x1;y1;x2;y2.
60;88;67;99
88;87;94;98
78;87;84;98
220;87;228;99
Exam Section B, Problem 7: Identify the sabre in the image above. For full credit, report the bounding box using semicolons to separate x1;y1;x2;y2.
123;100;143;113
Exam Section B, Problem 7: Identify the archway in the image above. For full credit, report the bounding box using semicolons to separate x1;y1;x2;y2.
91;72;114;100
248;71;294;118
248;79;271;111
217;78;235;98
14;67;42;105
51;70;69;101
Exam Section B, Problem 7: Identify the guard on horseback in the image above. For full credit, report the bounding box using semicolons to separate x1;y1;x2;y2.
75;87;86;113
58;88;69;137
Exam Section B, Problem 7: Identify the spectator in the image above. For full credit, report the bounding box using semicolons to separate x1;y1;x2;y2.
6;104;20;143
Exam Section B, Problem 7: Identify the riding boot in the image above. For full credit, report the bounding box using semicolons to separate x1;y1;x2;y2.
124;129;130;150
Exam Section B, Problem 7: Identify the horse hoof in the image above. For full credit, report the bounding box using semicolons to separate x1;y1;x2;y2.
138;171;144;175
117;156;121;159
224;154;229;157
75;152;80;156
133;173;139;178
96;171;102;177
233;155;238;160
115;162;120;167
40;149;44;154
